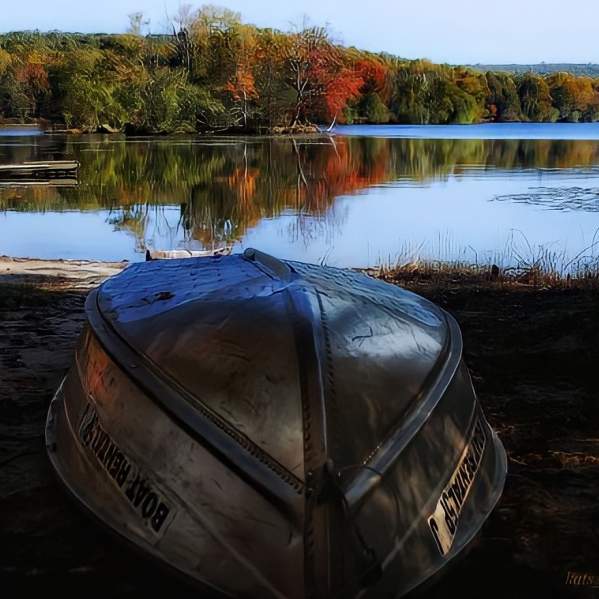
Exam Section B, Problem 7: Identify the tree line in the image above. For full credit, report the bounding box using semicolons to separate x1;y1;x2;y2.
471;63;599;77
1;5;598;133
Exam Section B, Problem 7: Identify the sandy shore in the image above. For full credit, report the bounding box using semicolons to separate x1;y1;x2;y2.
1;257;598;597
0;255;127;288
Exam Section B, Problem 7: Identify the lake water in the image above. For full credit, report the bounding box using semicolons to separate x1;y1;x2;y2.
2;123;599;270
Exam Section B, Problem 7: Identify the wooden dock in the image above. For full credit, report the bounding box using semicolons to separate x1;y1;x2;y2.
0;160;79;181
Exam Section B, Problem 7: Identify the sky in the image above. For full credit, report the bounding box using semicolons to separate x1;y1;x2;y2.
1;0;598;65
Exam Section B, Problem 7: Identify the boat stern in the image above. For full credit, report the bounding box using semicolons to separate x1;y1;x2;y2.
45;326;305;599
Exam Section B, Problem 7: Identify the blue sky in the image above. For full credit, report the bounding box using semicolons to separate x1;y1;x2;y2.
2;0;597;64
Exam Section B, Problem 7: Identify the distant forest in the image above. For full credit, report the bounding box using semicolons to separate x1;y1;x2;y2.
1;6;599;133
471;64;599;77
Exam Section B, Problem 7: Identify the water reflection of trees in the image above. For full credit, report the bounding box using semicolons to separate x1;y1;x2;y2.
2;134;599;248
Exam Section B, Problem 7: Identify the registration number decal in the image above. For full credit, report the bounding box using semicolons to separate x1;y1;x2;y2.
428;415;486;556
78;402;174;537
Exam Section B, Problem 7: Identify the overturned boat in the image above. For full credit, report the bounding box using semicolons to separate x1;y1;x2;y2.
46;249;506;598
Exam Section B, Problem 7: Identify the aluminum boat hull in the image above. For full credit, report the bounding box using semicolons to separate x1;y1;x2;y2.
46;250;507;598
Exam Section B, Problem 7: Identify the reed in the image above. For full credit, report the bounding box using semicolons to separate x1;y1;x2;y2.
371;233;599;289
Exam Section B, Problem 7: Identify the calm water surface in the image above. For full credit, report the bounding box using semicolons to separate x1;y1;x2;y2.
2;123;599;269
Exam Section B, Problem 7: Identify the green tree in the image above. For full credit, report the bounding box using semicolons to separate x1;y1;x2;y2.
485;71;522;121
359;92;390;123
517;73;558;122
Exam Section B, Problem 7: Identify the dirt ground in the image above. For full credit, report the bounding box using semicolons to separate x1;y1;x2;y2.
1;257;598;598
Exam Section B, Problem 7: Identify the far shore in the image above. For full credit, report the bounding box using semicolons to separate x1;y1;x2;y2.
4;120;599;138
0;120;324;136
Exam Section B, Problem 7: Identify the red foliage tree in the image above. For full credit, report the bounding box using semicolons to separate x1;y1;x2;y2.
355;58;388;96
284;27;364;125
321;68;363;122
16;62;49;93
14;59;49;117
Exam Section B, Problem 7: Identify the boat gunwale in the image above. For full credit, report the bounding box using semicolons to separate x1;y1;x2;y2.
84;286;306;522
44;386;235;599
46;252;507;598
85;254;464;516
341;312;463;511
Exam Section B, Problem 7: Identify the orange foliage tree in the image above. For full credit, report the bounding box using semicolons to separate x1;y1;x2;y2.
355;58;389;97
283;27;363;126
320;67;363;123
224;65;258;128
12;56;50;117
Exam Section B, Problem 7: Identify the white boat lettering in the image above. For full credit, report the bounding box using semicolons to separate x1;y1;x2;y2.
428;416;487;556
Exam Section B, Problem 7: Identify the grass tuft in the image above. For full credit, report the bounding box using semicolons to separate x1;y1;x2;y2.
370;231;599;289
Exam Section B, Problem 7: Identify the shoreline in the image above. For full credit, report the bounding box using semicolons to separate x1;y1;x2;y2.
3;254;599;289
0;121;324;137
4;121;599;138
0;255;127;286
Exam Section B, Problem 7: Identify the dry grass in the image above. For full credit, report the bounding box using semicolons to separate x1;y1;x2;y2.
369;259;599;290
368;236;599;290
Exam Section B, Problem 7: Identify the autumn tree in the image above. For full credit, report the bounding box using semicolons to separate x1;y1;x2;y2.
353;57;391;123
282;26;327;125
485;71;522;121
182;4;242;81
282;26;363;126
253;30;291;129
390;61;482;124
454;67;489;122
9;54;50;119
54;48;125;130
517;73;557;122
222;27;259;129
0;48;11;78
391;60;443;123
3;19;599;131
547;72;599;122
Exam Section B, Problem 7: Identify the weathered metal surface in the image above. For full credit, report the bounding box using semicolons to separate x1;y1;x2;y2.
45;248;507;598
145;247;231;260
